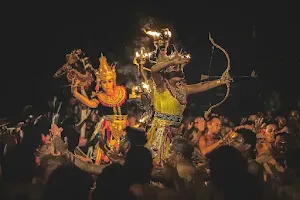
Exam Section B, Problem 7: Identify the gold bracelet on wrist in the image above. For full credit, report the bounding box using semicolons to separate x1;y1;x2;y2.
216;79;221;85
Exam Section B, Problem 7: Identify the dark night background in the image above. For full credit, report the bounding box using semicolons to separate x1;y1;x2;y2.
1;2;299;122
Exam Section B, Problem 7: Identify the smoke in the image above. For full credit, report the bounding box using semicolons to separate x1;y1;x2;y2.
140;17;155;30
116;64;140;89
133;17;158;53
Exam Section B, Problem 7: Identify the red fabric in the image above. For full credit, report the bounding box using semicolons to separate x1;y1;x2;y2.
36;157;41;166
41;135;47;143
95;83;100;92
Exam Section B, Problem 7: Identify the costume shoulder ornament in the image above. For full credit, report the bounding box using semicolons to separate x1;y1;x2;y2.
204;33;231;119
165;80;187;105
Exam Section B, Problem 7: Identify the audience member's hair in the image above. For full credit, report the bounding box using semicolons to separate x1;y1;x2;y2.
127;114;136;119
244;120;255;126
34;116;51;136
286;148;300;176
61;126;80;152
21;123;42;152
236;128;257;148
182;116;194;124
207;116;219;123
207;146;263;200
125;126;147;147
124;146;153;184
40;154;70;181
172;137;194;160
92;164;134;200
42;165;93;200
265;119;278;127
2;145;36;183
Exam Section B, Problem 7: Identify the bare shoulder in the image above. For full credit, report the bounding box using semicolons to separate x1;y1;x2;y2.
199;135;206;141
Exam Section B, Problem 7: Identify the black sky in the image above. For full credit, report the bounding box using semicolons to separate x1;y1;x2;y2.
1;2;299;119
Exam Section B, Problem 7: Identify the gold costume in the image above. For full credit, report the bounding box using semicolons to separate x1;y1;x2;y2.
73;54;127;164
93;55;128;164
145;82;186;166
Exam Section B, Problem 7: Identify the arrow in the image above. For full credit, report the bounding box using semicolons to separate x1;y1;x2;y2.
201;70;257;81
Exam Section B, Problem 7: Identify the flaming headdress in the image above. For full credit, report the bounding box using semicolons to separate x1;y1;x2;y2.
143;28;171;49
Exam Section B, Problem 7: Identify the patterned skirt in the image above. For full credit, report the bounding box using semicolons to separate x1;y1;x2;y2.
145;112;182;166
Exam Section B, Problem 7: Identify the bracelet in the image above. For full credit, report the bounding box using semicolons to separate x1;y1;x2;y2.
216;79;221;85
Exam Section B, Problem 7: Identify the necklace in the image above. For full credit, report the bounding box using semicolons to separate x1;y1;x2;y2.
97;86;127;107
165;80;187;105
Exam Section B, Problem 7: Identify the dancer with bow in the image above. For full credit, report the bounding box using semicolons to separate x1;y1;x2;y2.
143;28;232;166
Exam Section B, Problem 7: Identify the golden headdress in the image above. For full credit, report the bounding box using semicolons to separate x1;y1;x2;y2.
95;54;116;83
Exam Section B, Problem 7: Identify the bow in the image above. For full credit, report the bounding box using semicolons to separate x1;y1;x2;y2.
204;32;231;119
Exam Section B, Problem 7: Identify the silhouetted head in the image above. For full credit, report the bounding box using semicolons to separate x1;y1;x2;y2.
43;165;93;200
93;163;132;200
124;146;153;184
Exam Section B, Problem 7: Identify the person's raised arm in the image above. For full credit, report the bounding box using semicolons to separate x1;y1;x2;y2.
71;80;99;108
198;135;223;156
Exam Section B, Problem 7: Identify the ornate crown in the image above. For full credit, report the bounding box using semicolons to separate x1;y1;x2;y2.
95;54;116;82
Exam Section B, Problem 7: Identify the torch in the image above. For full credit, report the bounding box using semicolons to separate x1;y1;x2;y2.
132;47;152;97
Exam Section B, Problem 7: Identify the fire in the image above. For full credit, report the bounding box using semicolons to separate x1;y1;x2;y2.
184;54;191;59
135;47;152;58
141;82;151;92
143;29;161;38
163;30;171;37
146;31;161;37
143;29;171;39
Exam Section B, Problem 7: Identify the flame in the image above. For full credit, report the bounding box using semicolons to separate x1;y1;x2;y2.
163;30;172;37
144;30;161;38
139;116;146;123
135;49;152;59
139;113;148;123
141;82;150;90
185;54;191;59
141;82;151;93
144;52;152;57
